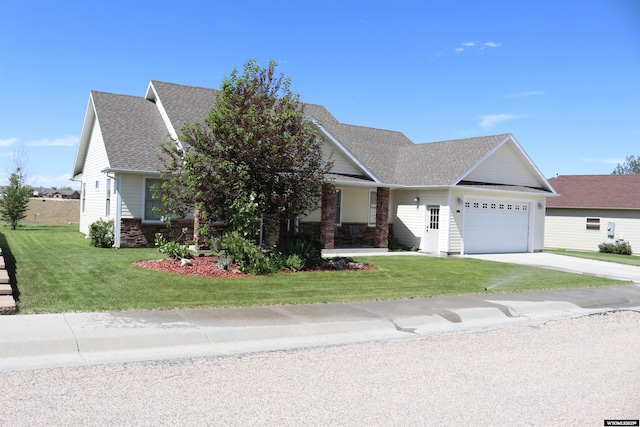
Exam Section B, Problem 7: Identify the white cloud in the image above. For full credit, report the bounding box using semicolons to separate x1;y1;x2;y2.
25;172;79;190
581;157;624;165
507;91;544;98
0;137;19;147
26;136;79;147
483;42;501;48
479;114;524;129
0;136;79;147
455;47;464;53
462;41;476;47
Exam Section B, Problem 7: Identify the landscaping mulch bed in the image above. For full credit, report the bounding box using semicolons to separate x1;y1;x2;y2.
133;255;374;278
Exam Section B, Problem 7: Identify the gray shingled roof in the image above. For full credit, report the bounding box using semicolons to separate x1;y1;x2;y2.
92;91;169;172
149;81;217;134
90;81;534;189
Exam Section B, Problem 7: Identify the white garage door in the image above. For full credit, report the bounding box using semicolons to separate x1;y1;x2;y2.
463;199;530;254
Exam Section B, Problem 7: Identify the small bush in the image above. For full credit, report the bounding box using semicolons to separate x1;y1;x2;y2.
154;233;192;259
89;219;114;248
276;231;322;269
598;241;633;255
221;231;281;274
388;234;410;252
283;254;306;271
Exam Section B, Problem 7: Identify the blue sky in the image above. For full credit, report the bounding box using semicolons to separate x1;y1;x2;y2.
1;0;639;189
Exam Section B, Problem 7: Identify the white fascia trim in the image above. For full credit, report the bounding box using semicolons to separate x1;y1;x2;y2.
145;81;184;152
102;168;161;175
456;187;554;197
72;94;97;178
310;117;381;183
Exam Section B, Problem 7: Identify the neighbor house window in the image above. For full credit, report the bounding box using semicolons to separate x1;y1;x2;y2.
335;188;342;225
368;190;377;226
144;179;165;221
105;178;111;217
586;217;600;231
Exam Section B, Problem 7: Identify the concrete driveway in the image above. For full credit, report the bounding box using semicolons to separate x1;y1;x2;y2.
466;252;640;283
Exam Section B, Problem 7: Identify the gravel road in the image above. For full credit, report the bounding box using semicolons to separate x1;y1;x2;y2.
1;310;638;426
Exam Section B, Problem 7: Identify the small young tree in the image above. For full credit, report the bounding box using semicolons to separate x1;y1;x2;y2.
0;168;32;230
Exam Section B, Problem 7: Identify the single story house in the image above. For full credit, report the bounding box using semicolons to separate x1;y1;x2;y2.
72;80;556;254
545;174;640;254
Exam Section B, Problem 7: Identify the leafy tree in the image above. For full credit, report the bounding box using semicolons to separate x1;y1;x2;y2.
157;59;332;243
612;155;640;174
0;168;32;230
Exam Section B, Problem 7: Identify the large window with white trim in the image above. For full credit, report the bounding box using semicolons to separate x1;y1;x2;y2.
144;179;165;221
105;178;111;217
368;190;377;226
335;188;342;225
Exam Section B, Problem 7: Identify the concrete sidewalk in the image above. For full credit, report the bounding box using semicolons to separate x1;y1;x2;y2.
1;284;639;372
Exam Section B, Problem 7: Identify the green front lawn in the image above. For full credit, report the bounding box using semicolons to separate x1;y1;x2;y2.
2;225;625;314
547;249;640;266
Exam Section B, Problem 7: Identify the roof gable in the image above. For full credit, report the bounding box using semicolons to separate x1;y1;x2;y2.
462;136;549;189
547;174;640;209
91;91;169;172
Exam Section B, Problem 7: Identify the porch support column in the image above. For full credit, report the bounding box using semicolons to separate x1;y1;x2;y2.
375;187;390;248
320;183;336;249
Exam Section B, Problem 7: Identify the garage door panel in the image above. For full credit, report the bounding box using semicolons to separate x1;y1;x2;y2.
464;200;530;254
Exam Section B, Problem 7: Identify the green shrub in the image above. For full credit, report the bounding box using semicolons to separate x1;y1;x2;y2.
283;254;306;271
154;233;192;259
89;219;114;248
276;231;322;269
388;234;410;251
599;241;633;255
221;231;281;274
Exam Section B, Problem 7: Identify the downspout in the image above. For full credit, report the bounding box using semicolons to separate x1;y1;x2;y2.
114;174;122;248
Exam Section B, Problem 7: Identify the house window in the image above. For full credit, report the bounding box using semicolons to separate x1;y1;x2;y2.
144;179;165;221
335;188;342;225
105;178;111;217
81;183;86;213
586;217;600;231
368;190;377;226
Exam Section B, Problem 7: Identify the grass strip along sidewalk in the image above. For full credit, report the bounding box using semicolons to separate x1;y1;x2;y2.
2;225;624;314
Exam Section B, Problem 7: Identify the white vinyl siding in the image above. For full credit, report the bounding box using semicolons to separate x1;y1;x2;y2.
119;174;144;218
545;208;640;254
322;141;362;176
79;119;110;235
392;190;449;250
465;141;542;188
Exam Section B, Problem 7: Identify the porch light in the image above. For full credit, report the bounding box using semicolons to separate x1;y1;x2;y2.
457;197;463;204
538;202;544;209
414;196;420;206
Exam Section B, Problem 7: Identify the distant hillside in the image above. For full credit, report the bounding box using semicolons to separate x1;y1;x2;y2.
23;198;80;225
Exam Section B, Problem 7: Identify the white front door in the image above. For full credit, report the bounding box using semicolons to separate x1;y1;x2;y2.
421;206;440;253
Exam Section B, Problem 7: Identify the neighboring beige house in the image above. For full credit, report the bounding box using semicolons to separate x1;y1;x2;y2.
545;174;640;254
72;80;556;254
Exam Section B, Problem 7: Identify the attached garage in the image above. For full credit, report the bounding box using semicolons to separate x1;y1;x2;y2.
462;198;531;254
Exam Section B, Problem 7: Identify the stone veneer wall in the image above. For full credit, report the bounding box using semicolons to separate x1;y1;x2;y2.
120;218;195;248
375;187;390;248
